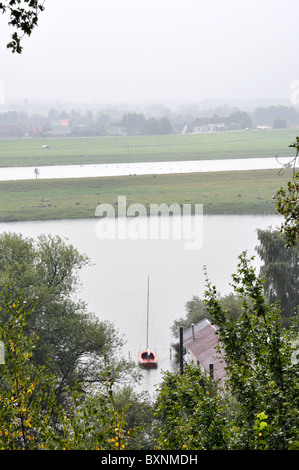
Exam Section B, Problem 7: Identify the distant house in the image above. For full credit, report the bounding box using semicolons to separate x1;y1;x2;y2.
193;123;226;134
183;318;226;382
45;119;72;137
106;124;126;136
0;123;27;138
30;125;44;137
171;123;189;134
71;125;103;137
194;125;207;134
193;124;216;133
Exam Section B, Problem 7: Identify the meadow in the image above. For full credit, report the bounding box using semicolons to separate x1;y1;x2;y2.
0;168;295;222
0;128;296;167
0;128;297;221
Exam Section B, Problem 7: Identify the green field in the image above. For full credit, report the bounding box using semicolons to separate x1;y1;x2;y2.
0;168;295;222
0;129;296;167
0;129;297;222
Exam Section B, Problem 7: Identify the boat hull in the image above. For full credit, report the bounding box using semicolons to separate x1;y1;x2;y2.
138;349;158;368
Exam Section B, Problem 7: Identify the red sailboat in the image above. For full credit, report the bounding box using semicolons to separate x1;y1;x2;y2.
138;276;158;368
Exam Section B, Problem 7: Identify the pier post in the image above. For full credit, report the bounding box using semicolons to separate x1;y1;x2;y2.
179;326;184;375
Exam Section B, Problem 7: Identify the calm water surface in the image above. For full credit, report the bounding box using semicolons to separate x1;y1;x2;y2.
0;156;292;180
0;214;282;394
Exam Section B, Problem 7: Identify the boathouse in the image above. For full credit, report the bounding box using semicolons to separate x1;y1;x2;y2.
183;318;226;382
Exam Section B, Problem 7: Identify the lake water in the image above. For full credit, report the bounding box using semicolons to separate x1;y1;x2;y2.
0;156;292;180
0;214;282;395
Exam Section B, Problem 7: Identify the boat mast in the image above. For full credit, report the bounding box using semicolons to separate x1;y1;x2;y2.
146;275;150;351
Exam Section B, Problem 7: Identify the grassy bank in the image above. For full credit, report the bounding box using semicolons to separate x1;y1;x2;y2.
0;129;296;167
0;168;294;222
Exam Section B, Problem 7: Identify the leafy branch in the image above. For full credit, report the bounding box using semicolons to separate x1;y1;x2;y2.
274;137;299;247
0;0;46;53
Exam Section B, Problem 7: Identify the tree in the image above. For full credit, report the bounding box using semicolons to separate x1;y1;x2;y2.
112;386;157;450
204;252;299;449
253;106;299;127
0;290;140;450
274;136;299;247
0;290;60;449
155;366;230;450
170;296;209;338
272;117;287;129
225;110;252;129
155;252;299;450
0;232;136;403
0;0;45;53
139;117;173;135
56;359;133;450
256;228;299;329
121;112;146;135
171;293;243;338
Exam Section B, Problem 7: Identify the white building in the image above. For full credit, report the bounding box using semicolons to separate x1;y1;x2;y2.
193;123;225;134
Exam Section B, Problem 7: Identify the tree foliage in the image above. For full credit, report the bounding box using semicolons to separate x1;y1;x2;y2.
0;0;45;53
0;290;60;449
256;228;299;329
0;289;141;450
139;117;173;135
0;232;136;403
155;366;231;450
171;292;243;339
274;136;299;247
155;252;299;450
253;106;299;127
121;112;146;136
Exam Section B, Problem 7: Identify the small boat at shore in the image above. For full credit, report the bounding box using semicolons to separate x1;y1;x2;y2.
138;276;158;368
138;348;158;368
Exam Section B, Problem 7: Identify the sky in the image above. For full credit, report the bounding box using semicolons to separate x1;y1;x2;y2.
0;0;298;108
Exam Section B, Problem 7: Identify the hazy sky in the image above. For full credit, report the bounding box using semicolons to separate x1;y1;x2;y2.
0;0;298;106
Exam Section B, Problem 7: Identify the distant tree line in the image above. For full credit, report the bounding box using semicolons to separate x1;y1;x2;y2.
253;105;299;128
0;109;174;137
1;104;299;138
193;109;253;130
121;114;174;135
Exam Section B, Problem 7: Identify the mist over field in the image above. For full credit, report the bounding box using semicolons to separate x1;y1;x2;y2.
0;0;298;110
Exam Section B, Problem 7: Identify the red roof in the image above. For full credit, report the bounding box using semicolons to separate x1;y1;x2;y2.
59;119;69;127
183;318;226;381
